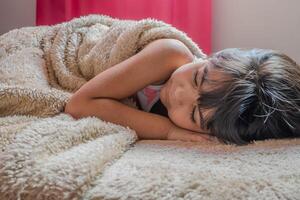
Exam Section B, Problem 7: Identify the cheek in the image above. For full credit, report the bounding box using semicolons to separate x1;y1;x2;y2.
168;109;190;130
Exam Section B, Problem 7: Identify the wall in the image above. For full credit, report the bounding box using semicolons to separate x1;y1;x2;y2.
0;0;299;63
212;0;300;63
0;0;36;35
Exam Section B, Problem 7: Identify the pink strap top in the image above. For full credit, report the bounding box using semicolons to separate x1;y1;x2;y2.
136;84;164;112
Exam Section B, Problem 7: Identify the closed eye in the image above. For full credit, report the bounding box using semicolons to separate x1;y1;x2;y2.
194;69;198;86
190;69;199;123
191;67;206;126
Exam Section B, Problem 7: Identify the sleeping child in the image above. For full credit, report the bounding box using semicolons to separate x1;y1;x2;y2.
64;38;300;145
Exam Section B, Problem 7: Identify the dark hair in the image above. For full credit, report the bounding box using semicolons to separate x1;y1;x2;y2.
196;48;300;145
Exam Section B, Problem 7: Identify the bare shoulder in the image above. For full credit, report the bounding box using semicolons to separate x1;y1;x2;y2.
142;39;195;85
146;38;195;66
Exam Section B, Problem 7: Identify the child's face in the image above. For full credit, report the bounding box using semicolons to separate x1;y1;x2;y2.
160;59;229;134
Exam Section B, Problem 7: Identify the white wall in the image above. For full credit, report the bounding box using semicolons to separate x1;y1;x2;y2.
212;0;300;63
0;0;36;35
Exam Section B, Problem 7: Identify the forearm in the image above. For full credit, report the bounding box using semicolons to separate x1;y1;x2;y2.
65;97;217;143
167;125;218;143
65;98;173;140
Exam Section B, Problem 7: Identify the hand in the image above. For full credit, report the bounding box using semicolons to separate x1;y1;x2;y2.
167;125;219;143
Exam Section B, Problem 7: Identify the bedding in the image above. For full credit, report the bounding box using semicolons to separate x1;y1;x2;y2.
0;14;299;199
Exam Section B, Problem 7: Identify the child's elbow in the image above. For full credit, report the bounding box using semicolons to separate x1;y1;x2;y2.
64;98;84;120
64;103;77;119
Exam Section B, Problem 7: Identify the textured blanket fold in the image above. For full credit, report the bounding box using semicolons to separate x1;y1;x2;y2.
0;14;205;199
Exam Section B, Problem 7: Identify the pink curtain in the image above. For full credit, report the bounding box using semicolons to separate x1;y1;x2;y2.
36;0;211;54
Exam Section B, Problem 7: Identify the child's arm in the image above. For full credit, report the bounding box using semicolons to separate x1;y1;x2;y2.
66;97;172;140
65;97;214;142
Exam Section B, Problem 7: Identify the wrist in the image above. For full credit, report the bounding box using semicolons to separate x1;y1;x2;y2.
167;124;179;140
167;124;217;143
167;125;193;141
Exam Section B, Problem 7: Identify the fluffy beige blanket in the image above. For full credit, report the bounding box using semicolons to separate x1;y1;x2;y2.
0;14;299;199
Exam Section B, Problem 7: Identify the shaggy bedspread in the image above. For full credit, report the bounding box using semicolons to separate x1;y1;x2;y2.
0;14;299;200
